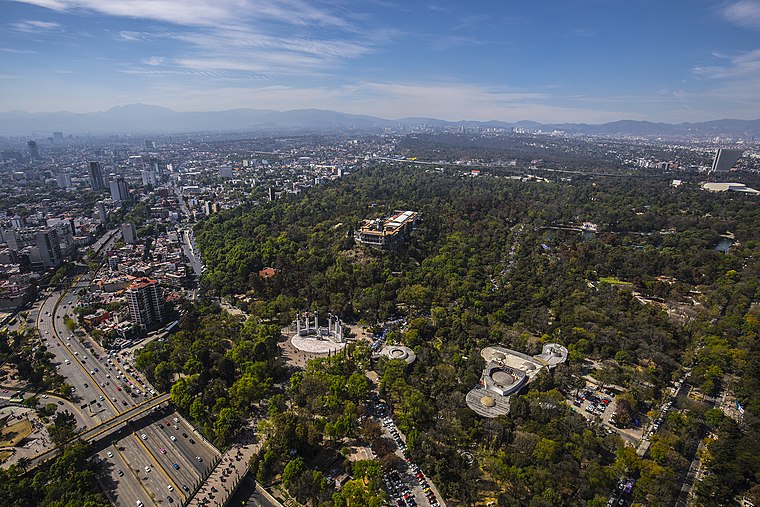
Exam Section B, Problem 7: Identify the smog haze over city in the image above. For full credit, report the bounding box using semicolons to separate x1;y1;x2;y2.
2;0;760;124
1;3;760;507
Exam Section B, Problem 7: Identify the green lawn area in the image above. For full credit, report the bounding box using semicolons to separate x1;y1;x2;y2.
599;276;633;286
0;419;33;447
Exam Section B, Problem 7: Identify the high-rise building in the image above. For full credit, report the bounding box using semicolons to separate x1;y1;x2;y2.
126;278;164;328
711;149;743;173
109;176;130;202
149;157;161;176
89;161;105;190
141;170;157;187
53;132;64;143
144;139;156;150
55;173;71;189
121;222;137;244
97;201;108;223
27;140;40;159
35;229;62;268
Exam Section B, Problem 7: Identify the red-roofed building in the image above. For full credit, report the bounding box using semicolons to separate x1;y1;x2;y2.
258;267;277;279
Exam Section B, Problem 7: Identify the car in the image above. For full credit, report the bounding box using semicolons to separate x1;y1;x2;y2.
141;434;147;440
160;448;167;454
144;466;151;473
107;451;113;458
117;386;121;391
117;469;124;477
83;383;89;388
173;463;180;470
166;421;171;426
182;432;188;438
168;485;174;492
174;425;179;430
170;435;177;442
189;438;195;444
196;456;202;462
182;484;189;491
136;502;144;507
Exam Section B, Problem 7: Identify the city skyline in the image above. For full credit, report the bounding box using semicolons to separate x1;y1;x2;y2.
2;0;760;123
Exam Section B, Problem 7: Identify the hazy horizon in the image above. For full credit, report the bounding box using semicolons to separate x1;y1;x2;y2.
2;1;760;124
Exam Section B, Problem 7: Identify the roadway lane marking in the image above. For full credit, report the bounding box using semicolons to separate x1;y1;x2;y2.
48;290;120;414
113;444;156;507
133;430;184;499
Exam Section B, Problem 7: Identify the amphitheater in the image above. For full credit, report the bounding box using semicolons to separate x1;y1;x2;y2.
466;343;568;417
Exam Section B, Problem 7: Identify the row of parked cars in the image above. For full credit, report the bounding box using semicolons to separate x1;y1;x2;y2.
380;414;440;507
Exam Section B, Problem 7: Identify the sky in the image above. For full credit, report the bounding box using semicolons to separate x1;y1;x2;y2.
1;0;760;123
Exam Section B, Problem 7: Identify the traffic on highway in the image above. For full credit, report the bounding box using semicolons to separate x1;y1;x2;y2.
33;275;220;507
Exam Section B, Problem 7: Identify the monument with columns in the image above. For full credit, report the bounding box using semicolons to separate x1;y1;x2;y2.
291;311;346;354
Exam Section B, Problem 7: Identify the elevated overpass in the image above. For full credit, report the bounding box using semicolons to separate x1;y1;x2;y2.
28;392;171;469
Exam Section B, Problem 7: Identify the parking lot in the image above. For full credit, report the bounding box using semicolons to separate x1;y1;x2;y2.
378;408;443;507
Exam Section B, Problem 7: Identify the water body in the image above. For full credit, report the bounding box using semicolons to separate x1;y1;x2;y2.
714;238;733;253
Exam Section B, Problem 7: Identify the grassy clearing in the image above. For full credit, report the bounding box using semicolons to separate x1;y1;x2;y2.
599;276;633;286
0;419;33;447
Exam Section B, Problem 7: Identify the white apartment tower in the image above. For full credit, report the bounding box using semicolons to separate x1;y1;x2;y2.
126;278;164;328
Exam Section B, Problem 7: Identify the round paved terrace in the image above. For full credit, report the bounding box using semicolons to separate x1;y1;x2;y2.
466;387;512;417
291;334;346;354
380;345;416;364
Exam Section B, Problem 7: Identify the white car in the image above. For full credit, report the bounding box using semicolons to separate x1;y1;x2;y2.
144;466;151;473
107;451;113;458
170;435;177;442
141;434;147;440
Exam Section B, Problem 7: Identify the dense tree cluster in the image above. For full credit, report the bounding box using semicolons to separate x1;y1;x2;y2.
194;163;760;503
251;347;381;506
135;302;282;446
0;442;109;507
0;328;66;394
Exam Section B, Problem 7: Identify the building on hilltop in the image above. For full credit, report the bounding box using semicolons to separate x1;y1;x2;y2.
126;277;164;329
354;210;418;249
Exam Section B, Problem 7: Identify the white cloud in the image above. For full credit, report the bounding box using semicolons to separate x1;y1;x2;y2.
692;48;760;79
723;0;760;29
143;56;165;66
15;0;349;28
0;48;38;54
10;20;62;32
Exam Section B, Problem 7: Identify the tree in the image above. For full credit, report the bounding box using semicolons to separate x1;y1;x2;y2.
282;457;305;489
214;407;242;446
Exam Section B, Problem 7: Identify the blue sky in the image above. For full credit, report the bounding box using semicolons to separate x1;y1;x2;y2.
1;0;760;122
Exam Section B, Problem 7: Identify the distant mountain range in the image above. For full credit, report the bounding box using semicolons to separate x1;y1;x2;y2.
1;103;759;139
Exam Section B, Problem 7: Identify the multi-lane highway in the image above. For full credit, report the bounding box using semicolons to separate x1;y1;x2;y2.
33;274;220;506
